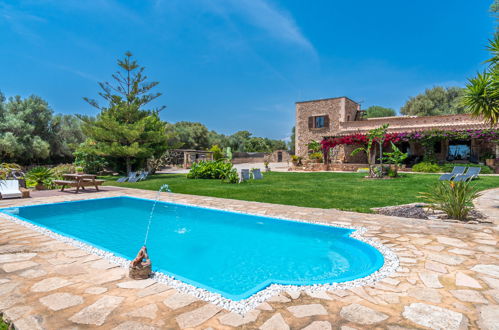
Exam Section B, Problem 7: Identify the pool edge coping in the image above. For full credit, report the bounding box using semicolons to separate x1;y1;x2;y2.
0;194;399;314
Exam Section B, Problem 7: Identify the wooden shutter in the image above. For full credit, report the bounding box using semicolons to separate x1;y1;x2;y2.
323;115;330;128
308;116;314;129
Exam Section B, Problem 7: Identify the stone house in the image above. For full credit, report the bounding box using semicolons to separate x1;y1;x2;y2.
295;96;499;168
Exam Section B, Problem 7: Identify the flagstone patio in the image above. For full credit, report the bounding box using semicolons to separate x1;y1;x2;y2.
0;187;498;329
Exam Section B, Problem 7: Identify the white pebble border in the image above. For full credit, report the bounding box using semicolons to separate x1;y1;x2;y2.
0;196;398;314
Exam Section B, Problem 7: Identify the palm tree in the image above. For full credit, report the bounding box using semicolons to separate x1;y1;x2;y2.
463;36;499;125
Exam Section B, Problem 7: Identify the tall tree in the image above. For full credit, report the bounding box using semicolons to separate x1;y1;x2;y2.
81;52;168;173
168;121;210;150
0;94;53;163
365;106;396;118
492;0;499;35
207;130;227;148
492;0;499;12
227;131;252;151
400;86;465;116
49;115;85;160
463;36;499;125
244;137;271;152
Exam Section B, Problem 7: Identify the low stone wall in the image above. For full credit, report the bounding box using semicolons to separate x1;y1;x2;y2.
329;163;369;172
232;157;266;164
292;163;411;172
291;163;369;172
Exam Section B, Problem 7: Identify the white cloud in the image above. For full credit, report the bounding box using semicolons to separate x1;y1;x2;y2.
0;2;46;44
207;0;315;53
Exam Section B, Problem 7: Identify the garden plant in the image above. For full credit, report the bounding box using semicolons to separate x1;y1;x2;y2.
26;166;55;190
383;142;408;177
419;180;481;221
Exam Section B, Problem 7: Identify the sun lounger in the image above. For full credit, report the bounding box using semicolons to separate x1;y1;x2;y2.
240;169;250;182
439;166;466;181
0;180;23;199
128;171;143;183
133;171;149;182
117;171;137;183
251;168;263;180
453;167;481;182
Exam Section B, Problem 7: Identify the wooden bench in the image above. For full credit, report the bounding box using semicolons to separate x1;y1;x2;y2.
53;180;79;192
82;178;105;190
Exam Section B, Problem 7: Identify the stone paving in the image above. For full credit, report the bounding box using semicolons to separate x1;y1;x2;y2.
0;187;498;329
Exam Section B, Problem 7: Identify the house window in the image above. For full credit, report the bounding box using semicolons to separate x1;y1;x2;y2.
315;116;325;128
448;140;471;161
308;115;329;129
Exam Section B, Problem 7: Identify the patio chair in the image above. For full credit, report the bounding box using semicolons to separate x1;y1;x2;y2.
439;166;466;181
117;171;137;183
136;171;149;181
251;168;263;180
453;167;481;182
128;171;145;182
0;180;22;199
240;169;250;182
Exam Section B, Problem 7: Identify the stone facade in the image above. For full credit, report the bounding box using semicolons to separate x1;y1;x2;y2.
269;150;291;163
295;96;499;164
295;97;360;158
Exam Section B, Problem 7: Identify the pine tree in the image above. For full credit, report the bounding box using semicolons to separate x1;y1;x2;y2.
81;52;168;173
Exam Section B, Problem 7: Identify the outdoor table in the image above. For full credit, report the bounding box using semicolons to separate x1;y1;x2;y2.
55;174;104;193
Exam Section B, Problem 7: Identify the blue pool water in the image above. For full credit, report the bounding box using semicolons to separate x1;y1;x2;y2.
1;197;384;300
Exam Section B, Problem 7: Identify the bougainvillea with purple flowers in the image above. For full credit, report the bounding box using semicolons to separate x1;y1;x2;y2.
321;129;499;152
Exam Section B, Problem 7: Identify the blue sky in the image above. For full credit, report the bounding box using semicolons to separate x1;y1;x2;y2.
0;0;495;140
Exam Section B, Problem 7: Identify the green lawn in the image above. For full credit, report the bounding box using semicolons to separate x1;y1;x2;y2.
102;172;499;213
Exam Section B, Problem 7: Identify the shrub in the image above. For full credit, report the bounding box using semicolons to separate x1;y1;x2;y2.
187;160;234;180
26;167;55;190
73;142;108;174
412;162;442;173
440;163;493;175
480;151;496;161
309;152;323;162
291;155;302;165
221;168;239;184
383;142;408;177
388;167;397;177
210;145;225;161
419;181;481;220
0;163;22;179
51;164;76;179
307;140;321;152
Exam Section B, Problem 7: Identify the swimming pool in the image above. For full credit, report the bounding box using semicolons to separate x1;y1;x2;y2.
1;196;384;301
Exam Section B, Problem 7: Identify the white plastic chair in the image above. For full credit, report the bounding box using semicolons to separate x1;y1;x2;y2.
252;168;263;180
240;169;250;182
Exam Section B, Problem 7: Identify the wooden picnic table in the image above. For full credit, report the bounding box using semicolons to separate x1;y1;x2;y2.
53;174;105;193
